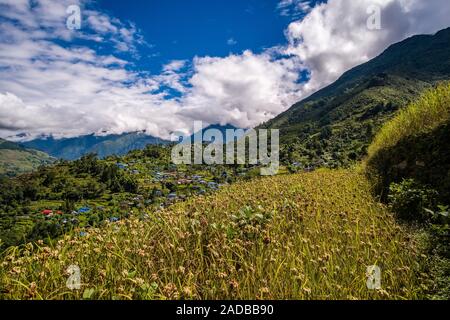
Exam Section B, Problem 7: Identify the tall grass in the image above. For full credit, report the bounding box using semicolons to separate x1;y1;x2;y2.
367;82;450;160
0;170;426;300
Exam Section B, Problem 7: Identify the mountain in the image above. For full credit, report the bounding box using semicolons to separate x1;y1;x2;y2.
188;124;244;143
20;132;169;160
262;27;450;167
0;139;55;177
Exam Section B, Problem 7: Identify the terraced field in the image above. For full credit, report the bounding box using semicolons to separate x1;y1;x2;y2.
0;169;425;300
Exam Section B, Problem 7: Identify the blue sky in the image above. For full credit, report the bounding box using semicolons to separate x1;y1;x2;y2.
0;0;449;140
96;0;296;73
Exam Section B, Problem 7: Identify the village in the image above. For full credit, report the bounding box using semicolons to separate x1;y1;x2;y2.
31;147;250;233
0;143;319;248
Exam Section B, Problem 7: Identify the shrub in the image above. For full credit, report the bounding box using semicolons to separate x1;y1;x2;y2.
366;82;450;202
388;179;438;221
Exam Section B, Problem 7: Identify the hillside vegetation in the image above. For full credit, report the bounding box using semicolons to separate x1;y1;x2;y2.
22;132;168;160
262;28;450;168
2;29;450;301
366;82;450;202
0;139;54;177
0;170;425;300
365;83;450;299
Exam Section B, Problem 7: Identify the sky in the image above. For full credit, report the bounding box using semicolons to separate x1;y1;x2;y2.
0;0;450;141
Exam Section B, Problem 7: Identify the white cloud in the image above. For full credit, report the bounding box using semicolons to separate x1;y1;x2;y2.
284;0;450;93
0;0;189;140
178;51;304;129
0;0;450;141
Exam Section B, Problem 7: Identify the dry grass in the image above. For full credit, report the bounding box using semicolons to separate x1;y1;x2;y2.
0;169;426;300
367;82;450;160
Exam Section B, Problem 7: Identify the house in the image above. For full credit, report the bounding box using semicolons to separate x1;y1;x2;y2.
78;207;91;214
177;179;192;185
168;193;177;200
154;190;163;197
207;182;219;190
41;209;53;216
116;163;128;169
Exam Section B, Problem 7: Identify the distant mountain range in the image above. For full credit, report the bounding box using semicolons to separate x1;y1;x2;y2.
188;124;243;143
0;139;55;177
13;124;241;161
261;27;450;166
5;28;450;167
19;132;169;160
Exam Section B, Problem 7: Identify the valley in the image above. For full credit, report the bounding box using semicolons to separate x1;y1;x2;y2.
0;27;449;301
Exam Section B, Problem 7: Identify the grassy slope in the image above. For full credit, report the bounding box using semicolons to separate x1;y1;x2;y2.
368;83;450;157
366;82;450;200
0;169;425;300
0;139;55;177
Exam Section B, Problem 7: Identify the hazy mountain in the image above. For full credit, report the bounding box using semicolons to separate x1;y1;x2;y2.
261;27;450;166
20;132;169;160
188;124;244;143
0;139;55;177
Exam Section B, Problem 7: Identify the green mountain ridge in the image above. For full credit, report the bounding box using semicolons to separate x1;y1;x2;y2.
0;139;55;177
20;132;169;160
262;27;450;167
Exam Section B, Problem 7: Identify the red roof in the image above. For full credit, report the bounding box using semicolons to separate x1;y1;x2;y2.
41;210;53;215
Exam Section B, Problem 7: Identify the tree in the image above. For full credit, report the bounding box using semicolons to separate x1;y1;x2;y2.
320;126;333;139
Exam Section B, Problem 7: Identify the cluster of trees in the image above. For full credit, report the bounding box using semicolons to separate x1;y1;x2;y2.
279;120;377;168
0;154;138;209
0;154;139;248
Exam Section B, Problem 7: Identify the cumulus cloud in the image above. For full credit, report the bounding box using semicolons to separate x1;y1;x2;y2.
284;0;450;93
0;0;189;140
179;51;304;129
0;0;450;141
